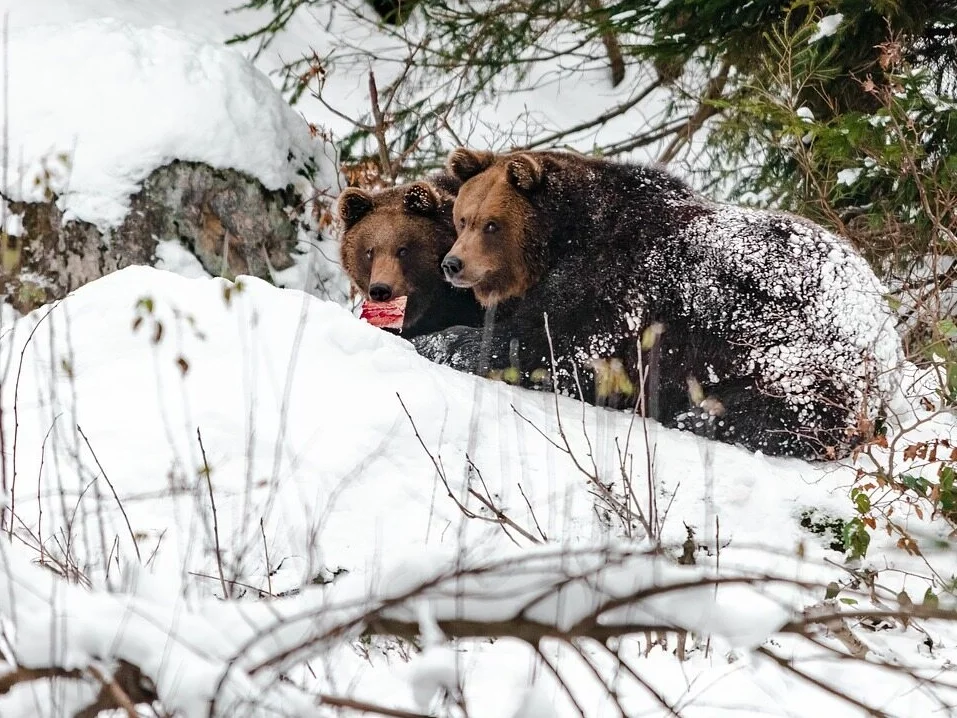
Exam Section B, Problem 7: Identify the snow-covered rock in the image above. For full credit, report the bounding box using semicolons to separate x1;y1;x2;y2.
0;19;344;312
0;18;339;230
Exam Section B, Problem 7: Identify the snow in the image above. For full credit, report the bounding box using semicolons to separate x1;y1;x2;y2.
836;167;863;185
2;210;23;237
0;0;701;181
0;265;955;717
154;239;212;279
0;18;340;230
809;14;844;43
0;539;319;717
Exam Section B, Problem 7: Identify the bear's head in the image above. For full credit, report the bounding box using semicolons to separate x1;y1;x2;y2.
338;180;458;332
441;147;546;306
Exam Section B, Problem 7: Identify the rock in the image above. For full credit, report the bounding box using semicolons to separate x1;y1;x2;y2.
2;160;304;313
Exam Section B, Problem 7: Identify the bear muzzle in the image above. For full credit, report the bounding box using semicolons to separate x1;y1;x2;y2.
441;255;464;281
369;282;394;302
442;255;483;289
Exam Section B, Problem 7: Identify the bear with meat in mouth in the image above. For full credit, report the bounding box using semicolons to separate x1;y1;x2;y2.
338;173;483;338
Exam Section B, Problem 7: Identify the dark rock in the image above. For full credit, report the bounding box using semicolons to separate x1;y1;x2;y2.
2;160;302;313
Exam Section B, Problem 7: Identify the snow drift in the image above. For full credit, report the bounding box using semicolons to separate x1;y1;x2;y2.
0;266;954;716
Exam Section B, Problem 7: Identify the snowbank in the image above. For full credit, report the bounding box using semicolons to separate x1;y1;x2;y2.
0;539;793;717
0;266;852;591
0;19;339;229
0;266;955;716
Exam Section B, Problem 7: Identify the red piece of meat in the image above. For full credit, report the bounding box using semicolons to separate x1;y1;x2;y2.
360;296;407;331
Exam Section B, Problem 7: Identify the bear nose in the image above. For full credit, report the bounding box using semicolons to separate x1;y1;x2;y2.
442;256;463;278
369;283;393;302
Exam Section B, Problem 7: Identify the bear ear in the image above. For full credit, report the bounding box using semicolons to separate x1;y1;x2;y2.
506;154;543;192
446;147;494;182
403;181;440;216
337;188;374;228
427;169;463;196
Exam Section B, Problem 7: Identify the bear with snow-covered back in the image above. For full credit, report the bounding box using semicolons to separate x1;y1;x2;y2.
412;148;903;460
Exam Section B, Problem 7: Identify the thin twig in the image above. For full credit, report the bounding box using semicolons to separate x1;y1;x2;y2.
197;427;228;599
76;424;141;563
658;59;731;165
261;517;273;597
598;638;681;717
86;664;138;718
756;646;888;717
517;482;547;541
318;694;434;718
466;454;542;544
567;636;629;716
188;570;276;598
532;641;586;718
397;393;542;545
368;71;395;182
35;415;61;566
9;302;59;539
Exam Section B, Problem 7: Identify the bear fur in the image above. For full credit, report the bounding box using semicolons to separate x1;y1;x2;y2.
338;175;483;338
412;148;903;460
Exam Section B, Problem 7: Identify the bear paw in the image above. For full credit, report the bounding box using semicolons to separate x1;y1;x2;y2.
411;325;484;371
673;401;733;441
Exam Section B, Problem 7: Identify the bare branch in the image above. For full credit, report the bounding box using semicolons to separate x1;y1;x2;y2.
318;693;433;718
76;424;142;564
368;72;396;183
658;60;731;165
0;665;82;694
197;427;228;599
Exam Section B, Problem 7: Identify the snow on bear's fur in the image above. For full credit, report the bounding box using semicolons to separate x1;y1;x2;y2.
413;148;903;460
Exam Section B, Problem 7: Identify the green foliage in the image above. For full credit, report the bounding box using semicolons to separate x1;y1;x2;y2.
842;516;871;560
699;3;957;367
711;6;957;217
846;438;957;561
614;0;956;109
229;1;957;223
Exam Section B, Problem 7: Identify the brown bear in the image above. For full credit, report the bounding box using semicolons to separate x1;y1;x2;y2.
412;148;903;460
337;176;483;338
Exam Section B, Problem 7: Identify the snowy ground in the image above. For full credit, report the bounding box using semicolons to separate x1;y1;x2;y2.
1;266;956;717
1;3;957;717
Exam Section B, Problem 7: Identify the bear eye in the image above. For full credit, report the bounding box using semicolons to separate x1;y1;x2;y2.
458;217;466;229
397;247;408;258
483;220;499;234
365;248;373;260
